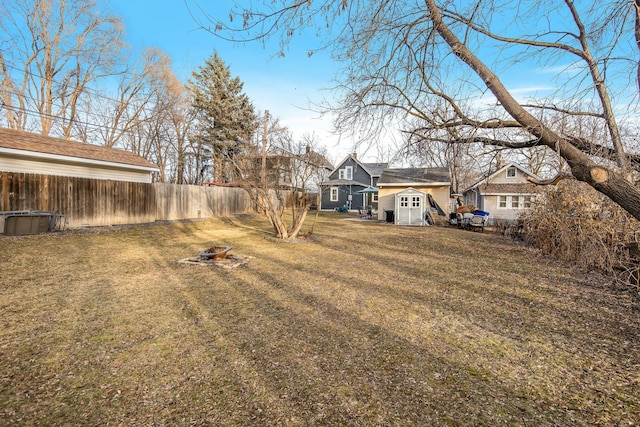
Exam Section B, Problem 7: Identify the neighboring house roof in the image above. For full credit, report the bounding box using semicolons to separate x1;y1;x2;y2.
477;183;541;195
268;146;333;170
306;151;334;171
361;162;389;177
322;178;370;187
329;153;388;178
465;162;541;192
377;167;451;186
0;127;157;171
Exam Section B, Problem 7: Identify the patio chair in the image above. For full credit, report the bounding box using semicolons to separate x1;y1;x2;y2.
467;214;486;232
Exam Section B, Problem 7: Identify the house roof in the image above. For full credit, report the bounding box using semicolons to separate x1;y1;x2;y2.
466;162;541;191
330;154;388;177
0;127;157;170
321;178;370;187
377;167;450;185
361;162;388;177
267;146;334;170
476;183;541;195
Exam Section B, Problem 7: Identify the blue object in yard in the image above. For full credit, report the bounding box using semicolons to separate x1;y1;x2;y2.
337;205;349;213
473;210;490;217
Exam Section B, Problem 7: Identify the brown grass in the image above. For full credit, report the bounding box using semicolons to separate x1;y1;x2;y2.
1;212;639;426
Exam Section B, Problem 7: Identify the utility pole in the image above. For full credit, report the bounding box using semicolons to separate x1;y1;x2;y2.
261;110;268;189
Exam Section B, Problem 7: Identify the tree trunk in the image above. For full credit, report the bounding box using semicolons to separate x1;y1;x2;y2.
426;0;640;222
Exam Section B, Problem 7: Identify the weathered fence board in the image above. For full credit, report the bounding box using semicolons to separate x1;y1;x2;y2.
0;172;254;229
154;183;253;221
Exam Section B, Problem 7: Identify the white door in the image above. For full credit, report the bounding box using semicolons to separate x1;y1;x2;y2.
396;193;425;225
409;195;424;225
397;195;410;224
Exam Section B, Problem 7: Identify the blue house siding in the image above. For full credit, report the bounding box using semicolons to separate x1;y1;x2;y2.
320;155;388;211
321;183;368;210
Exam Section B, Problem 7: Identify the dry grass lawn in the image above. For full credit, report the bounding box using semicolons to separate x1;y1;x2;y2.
1;212;639;426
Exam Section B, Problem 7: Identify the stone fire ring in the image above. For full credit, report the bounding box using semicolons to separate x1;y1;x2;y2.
199;245;232;260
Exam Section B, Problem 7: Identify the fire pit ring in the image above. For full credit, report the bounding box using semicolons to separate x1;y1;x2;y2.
199;245;232;260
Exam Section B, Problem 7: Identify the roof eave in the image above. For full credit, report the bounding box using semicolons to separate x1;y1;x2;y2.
378;181;450;187
0;147;159;173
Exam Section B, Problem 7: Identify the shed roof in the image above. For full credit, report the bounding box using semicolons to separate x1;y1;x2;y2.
0;127;157;170
377;167;450;185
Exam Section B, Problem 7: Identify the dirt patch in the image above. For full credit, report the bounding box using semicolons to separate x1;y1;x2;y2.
263;233;320;244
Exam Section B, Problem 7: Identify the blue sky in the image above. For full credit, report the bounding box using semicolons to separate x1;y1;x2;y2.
111;0;352;164
108;1;639;167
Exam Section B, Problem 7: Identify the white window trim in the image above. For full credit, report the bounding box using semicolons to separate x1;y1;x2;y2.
345;166;353;180
338;166;354;180
330;187;339;202
506;166;517;178
497;194;535;209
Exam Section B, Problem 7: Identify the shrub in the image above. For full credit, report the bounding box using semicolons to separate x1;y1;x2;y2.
519;180;640;296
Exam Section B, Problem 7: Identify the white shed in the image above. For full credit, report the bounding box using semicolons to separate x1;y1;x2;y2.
395;188;427;226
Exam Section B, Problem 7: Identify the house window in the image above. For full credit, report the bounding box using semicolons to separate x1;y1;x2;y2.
372;193;378;202
499;195;507;208
511;195;520;209
345;166;353;180
338;166;353;180
506;166;517;178
400;196;409;207
330;187;339;202
412;196;421;208
497;195;535;209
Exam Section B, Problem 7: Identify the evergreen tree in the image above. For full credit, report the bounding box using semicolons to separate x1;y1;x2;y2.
189;51;257;182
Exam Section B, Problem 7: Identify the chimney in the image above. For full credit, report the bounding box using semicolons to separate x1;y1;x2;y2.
352;152;357;159
306;145;311;154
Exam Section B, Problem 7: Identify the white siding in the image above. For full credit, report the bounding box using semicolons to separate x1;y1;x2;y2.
0;156;153;183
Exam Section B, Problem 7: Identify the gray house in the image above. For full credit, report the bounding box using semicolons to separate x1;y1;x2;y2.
320;153;387;211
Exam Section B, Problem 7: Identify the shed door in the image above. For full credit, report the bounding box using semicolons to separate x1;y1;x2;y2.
408;195;424;225
397;194;424;225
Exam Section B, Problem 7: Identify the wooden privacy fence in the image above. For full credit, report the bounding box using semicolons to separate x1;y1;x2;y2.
1;172;253;229
154;182;253;221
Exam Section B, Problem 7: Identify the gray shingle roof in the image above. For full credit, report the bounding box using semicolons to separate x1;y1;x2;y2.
322;178;370;187
477;183;541;194
362;162;388;177
0;127;157;169
377;167;450;184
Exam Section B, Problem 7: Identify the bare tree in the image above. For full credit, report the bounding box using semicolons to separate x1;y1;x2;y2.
198;0;640;221
231;112;329;239
0;0;125;137
129;49;191;183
